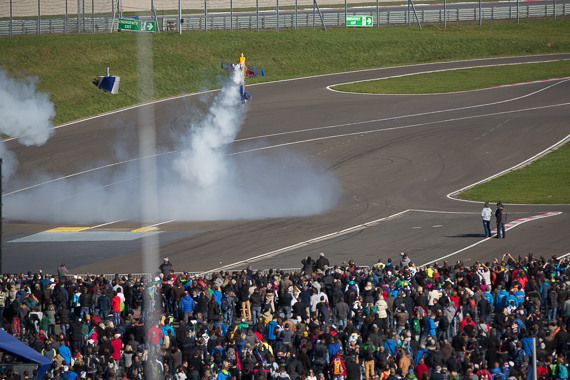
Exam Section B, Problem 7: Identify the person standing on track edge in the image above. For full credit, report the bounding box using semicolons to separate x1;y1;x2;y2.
495;202;507;238
481;202;493;237
159;257;172;277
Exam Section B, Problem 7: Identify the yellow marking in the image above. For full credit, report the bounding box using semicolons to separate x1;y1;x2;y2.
131;227;158;232
46;227;90;232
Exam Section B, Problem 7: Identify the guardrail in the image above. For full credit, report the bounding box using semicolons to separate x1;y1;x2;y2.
1;2;567;37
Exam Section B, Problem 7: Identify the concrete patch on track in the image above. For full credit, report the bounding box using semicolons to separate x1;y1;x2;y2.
9;230;161;243
4;230;203;273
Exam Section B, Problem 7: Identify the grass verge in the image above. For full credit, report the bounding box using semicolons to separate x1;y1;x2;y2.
457;141;570;204
333;60;570;94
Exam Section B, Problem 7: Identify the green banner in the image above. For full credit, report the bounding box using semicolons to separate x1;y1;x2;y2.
346;15;373;27
118;18;156;32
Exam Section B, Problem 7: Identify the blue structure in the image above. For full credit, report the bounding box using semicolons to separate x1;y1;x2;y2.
97;67;120;94
0;330;53;378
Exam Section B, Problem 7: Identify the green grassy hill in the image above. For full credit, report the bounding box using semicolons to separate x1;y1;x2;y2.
1;21;570;125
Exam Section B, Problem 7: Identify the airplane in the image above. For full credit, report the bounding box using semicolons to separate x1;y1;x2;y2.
221;53;265;103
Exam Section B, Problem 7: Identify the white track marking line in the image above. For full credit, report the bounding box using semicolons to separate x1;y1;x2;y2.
144;220;176;229
419;211;563;268
228;102;570;155
89;220;128;229
3;151;172;196
326;62;570;95
198;210;411;275
239;77;570;142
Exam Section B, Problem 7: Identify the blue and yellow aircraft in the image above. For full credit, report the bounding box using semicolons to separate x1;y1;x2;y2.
221;54;265;103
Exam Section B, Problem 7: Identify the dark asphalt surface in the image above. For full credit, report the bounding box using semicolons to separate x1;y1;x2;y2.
3;54;570;274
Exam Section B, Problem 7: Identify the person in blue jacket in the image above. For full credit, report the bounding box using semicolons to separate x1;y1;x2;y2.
426;311;438;337
180;292;195;323
495;287;509;310
506;291;519;308
57;340;72;368
266;316;279;343
514;288;526;305
384;333;397;357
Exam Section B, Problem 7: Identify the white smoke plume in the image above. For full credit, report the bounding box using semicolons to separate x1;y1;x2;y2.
4;66;340;223
0;69;56;180
172;66;246;188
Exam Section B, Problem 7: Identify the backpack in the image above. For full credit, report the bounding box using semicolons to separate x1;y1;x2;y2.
11;299;21;314
86;355;99;372
414;306;427;319
364;345;375;361
477;323;490;337
346;288;358;305
221;296;230;312
411;318;421;334
275;341;286;360
146;360;163;380
227;325;239;340
226;347;237;363
478;370;492;380
559;365;569;379
56;289;66;304
73;293;80;307
332;357;344;375
274;325;282;336
313;355;327;367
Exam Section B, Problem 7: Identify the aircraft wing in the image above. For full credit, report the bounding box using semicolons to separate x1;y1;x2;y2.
245;66;265;78
221;62;234;73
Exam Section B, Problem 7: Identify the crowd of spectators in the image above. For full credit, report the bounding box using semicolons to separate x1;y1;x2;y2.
2;251;570;380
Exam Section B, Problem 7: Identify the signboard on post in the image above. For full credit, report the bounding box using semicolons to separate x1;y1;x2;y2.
118;18;156;32
346;15;373;27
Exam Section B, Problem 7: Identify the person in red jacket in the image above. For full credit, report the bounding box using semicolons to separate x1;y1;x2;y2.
459;313;476;334
147;324;163;356
111;333;122;362
415;357;429;380
330;350;347;380
110;291;122;325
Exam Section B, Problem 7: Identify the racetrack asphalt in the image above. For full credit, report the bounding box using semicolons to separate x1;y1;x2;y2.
3;54;570;275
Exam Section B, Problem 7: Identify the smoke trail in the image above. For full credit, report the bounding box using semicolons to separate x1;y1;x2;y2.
172;66;246;188
0;69;56;180
4;66;340;223
159;65;340;221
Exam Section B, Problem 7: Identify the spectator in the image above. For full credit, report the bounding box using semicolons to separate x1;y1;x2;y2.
159;257;173;277
5;251;570;380
495;202;507;238
481;202;493;237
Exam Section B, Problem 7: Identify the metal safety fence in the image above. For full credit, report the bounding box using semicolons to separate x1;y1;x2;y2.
0;0;568;37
